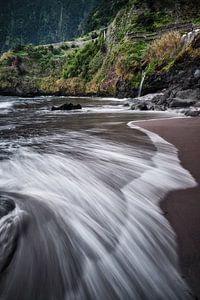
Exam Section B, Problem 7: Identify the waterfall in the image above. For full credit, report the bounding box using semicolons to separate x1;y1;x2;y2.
58;3;64;41
138;68;147;97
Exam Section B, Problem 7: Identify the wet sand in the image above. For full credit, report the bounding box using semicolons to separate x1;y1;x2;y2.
136;117;200;298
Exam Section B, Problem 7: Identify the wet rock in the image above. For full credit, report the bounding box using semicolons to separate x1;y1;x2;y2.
169;98;196;108
194;101;200;108
0;197;16;218
151;94;162;104
137;103;149;111
152;93;169;105
131;102;148;111
191;32;200;49
0;84;40;97
185;109;200;117
142;34;200;103
175;89;200;101
51;103;82;111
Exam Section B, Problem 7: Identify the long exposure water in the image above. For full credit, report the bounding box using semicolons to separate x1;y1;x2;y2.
0;95;196;299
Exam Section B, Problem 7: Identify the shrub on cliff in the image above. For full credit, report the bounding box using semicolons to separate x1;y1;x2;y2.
62;38;105;81
146;31;182;62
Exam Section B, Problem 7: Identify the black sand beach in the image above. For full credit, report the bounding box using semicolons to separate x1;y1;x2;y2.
137;117;200;298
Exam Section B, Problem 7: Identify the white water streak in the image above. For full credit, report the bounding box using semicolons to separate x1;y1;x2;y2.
0;125;196;299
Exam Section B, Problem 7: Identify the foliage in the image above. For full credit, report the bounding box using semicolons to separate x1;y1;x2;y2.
134;11;172;32
146;31;182;61
0;0;99;52
193;17;200;24
1;0;200;97
82;0;129;33
115;41;147;74
63;38;105;81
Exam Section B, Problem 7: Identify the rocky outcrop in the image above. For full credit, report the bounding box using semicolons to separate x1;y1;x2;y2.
142;31;200;97
131;32;200;114
130;88;200;116
0;82;41;98
51;103;82;111
169;98;196;108
185;109;200;117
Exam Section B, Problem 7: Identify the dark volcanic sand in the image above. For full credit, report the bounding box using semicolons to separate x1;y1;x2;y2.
136;117;200;299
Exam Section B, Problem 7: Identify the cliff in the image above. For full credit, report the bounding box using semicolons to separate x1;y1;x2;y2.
0;0;200;99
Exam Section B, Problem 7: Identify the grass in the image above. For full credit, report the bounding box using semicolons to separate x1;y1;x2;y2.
146;31;182;62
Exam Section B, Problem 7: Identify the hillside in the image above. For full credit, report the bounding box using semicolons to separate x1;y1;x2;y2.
0;0;200;102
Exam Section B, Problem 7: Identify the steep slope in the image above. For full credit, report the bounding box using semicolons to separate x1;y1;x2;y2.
0;0;199;98
0;0;100;52
81;0;129;34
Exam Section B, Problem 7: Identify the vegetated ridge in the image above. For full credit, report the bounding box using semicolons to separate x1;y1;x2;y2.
0;0;200;107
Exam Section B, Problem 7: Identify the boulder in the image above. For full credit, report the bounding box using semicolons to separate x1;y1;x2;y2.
131;102;148;111
137;103;149;111
175;89;200;101
52;103;82;111
169;98;196;108
185;109;200;117
194;101;200;108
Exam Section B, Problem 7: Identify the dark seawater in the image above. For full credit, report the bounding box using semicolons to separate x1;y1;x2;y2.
0;96;195;300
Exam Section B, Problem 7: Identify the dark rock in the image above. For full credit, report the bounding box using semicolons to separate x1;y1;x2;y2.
116;79;138;98
142;33;200;101
132;102;148;111
151;93;170;105
191;32;200;49
52;103;82;111
185;109;200;117
151;94;162;104
0;83;41;97
138;103;148;111
175;89;200;101
194;101;200;108
169;98;196;108
0;197;16;218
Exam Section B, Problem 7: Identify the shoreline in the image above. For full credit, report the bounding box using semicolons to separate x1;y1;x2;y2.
134;117;200;298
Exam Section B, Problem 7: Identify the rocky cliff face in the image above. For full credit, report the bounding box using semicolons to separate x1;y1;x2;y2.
0;0;200;100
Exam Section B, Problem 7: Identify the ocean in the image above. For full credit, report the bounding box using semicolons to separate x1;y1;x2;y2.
0;95;195;300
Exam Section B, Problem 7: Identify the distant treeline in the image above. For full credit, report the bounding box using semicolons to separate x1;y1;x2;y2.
0;0;99;52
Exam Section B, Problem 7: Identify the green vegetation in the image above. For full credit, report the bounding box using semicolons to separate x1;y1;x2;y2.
193;17;200;24
63;39;105;81
82;0;129;33
0;0;200;97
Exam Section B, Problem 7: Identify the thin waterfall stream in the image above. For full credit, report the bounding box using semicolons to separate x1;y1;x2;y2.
138;68;147;97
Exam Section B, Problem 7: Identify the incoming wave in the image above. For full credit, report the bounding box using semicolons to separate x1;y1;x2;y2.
0;127;196;300
0;102;14;112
